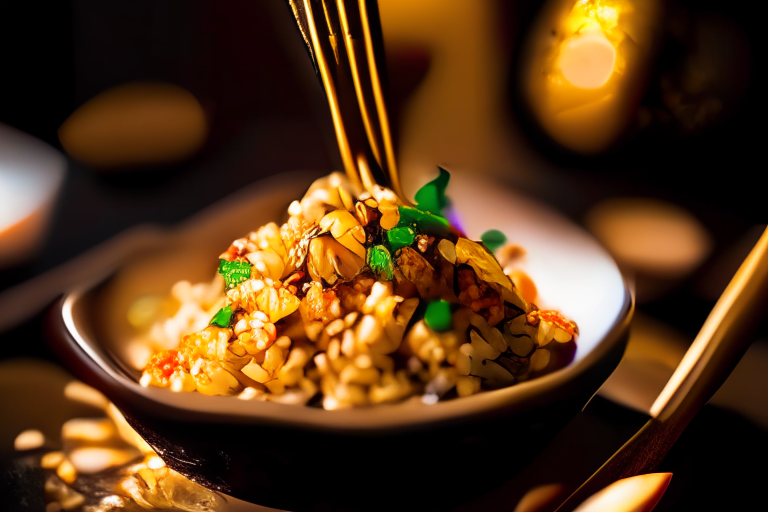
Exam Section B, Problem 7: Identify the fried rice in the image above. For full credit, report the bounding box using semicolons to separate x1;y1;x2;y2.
135;171;578;409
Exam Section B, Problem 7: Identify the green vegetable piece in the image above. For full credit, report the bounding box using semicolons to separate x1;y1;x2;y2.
396;206;450;234
481;229;507;252
387;226;416;251
396;206;422;229
424;300;452;332
414;167;450;215
367;245;394;281
210;306;234;328
418;211;450;233
218;259;252;289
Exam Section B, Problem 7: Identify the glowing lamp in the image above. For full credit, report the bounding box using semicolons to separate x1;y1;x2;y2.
559;30;616;88
521;0;659;153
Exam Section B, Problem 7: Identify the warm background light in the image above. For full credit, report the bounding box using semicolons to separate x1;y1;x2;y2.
559;30;616;88
58;82;208;170
585;198;712;277
522;0;659;153
378;0;525;196
585;197;712;302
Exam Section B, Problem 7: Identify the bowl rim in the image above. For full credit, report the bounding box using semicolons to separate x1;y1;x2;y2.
51;172;634;434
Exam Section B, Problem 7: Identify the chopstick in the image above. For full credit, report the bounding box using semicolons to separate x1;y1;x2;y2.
286;0;406;201
554;225;768;511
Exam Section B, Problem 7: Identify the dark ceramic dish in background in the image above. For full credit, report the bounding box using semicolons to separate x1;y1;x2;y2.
47;171;632;511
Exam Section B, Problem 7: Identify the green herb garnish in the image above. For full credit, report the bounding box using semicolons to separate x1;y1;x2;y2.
210;305;234;328
218;259;252;289
396;206;449;234
414;167;450;215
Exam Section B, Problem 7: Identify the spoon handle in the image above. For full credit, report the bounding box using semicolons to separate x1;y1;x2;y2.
556;225;768;511
285;0;405;200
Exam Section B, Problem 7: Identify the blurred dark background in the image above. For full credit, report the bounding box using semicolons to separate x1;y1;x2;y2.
0;0;765;510
0;0;763;308
0;1;338;285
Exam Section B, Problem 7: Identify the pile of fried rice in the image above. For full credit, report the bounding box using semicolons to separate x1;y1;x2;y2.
137;171;577;409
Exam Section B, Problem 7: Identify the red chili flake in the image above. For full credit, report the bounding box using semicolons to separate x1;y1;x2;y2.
147;350;180;379
538;310;578;336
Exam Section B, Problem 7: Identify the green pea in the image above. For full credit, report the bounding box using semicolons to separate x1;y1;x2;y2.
367;245;394;281
481;229;507;252
425;300;452;332
387;227;416;251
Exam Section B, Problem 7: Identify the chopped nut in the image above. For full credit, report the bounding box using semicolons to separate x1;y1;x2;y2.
530;349;551;372
469;329;501;360
456;375;481;397
437;239;457;264
396;247;440;299
308;236;365;285
455;238;527;311
416;235;430;253
507;334;534;357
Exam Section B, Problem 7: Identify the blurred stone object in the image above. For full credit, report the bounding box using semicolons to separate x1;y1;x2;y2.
58;82;208;170
0;123;66;267
584;197;711;303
